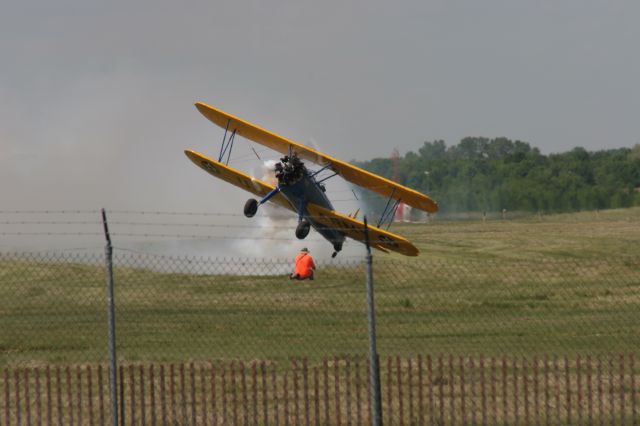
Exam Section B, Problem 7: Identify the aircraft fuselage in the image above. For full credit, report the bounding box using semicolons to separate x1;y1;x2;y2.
279;169;346;253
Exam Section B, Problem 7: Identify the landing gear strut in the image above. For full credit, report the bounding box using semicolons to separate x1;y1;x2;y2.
332;242;343;258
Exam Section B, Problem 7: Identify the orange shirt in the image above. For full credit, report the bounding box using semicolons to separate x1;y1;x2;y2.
294;253;316;278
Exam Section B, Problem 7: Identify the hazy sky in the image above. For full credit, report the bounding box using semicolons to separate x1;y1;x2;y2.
2;0;639;214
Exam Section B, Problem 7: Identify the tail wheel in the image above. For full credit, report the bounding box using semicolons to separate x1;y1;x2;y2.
244;198;258;218
295;219;311;239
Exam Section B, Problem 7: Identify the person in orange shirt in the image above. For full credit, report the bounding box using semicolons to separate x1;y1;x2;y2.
290;247;316;280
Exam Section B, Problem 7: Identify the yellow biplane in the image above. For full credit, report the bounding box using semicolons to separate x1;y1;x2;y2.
185;102;438;257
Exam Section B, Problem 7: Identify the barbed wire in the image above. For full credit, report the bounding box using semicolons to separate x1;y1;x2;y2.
0;231;323;241
0;210;248;217
112;246;365;262
0;246;104;253
0;231;406;246
0;214;391;224
101;210;243;217
0;232;104;236
0;220;391;230
0;220;102;225
0;221;314;230
0;192;395;219
0;222;400;233
0;209;101;215
0;200;385;218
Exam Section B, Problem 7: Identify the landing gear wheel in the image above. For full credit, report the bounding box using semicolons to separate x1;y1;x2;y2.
244;198;258;218
295;219;311;239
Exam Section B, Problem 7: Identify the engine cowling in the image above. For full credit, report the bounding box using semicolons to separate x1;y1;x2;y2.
275;154;305;185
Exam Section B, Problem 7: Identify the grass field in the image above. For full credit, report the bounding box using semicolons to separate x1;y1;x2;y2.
1;208;639;367
399;206;640;262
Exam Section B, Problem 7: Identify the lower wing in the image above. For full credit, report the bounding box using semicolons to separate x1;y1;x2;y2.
184;149;294;212
306;204;419;256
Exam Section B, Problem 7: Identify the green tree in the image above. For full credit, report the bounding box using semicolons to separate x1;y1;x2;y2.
355;138;639;215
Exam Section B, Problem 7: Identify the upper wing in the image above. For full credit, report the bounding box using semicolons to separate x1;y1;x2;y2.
306;203;419;256
184;149;295;213
195;102;438;213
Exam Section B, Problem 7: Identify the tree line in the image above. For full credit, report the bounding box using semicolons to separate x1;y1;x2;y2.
355;138;640;215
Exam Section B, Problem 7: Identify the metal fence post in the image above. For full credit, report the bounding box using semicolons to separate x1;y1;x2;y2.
101;208;119;426
364;217;383;426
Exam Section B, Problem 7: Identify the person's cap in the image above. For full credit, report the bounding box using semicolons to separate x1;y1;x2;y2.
301;247;309;252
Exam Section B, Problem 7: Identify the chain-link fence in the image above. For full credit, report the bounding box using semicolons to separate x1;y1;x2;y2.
1;251;639;424
2;251;639;365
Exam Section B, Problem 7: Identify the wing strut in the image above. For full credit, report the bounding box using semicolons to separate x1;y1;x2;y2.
377;188;402;229
377;199;401;229
309;163;333;178
316;172;338;184
218;119;237;165
385;200;401;230
309;162;338;185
